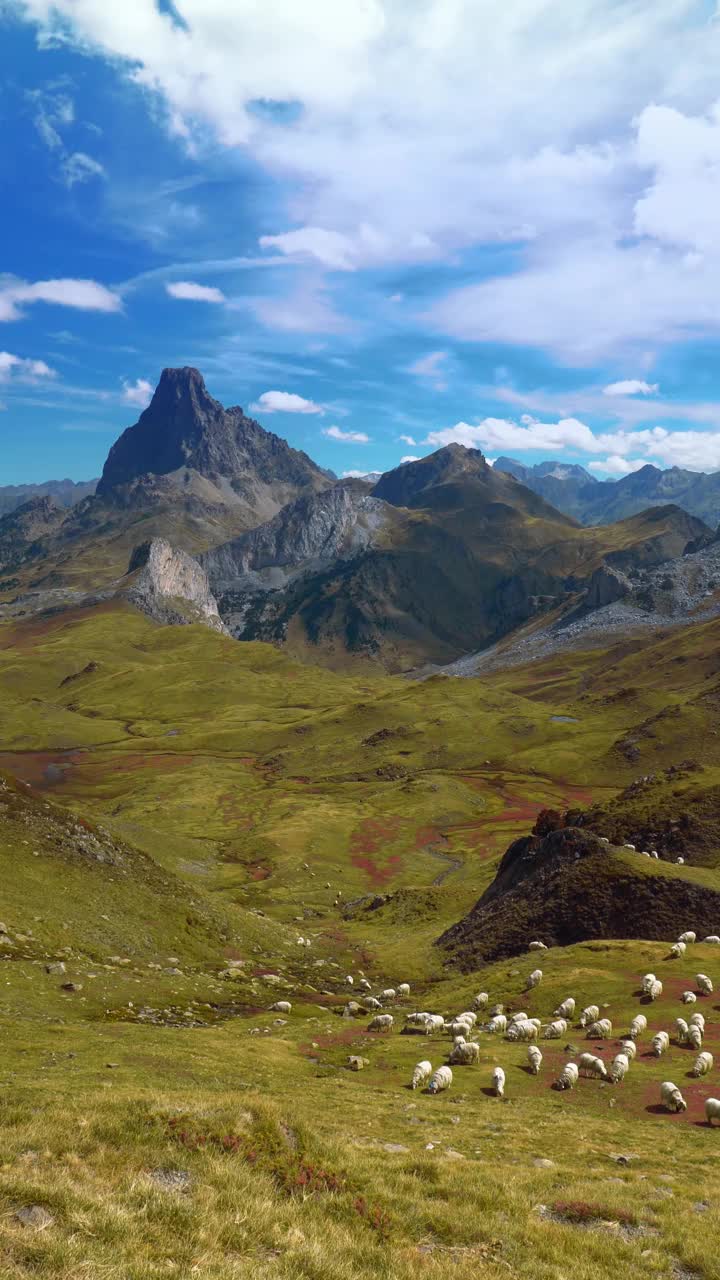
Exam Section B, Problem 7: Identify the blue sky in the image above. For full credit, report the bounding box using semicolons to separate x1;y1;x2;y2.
3;1;720;485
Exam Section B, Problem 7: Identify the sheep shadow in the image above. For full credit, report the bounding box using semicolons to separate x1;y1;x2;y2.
645;1104;669;1115
480;1086;499;1098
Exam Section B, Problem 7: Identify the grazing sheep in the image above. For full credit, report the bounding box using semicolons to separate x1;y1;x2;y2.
586;1018;612;1039
652;1032;670;1057
506;1020;538;1043
611;1053;630;1084
544;1019;568;1039
398;983;410;997
696;974;714;996
428;1065;453;1095
528;940;547;951
675;1018;690;1044
679;932;696;945
449;1019;474;1039
705;1098;720;1125
345;975;354;986
368;1014;394;1033
554;998;576;1019
579;1005;600;1028
670;942;687;959
629;1015;647;1039
269;1001;292;1014
579;1052;608;1079
641;973;657;996
459;1011;478;1026
425;1015;445;1036
660;1081;687;1113
472;992;489;1011
487;1014;507;1034
648;979;663;1002
492;1066;506;1098
509;1011;529;1025
528;1018;542;1030
676;858;685;865
689;1025;704;1050
358;978;372;991
682;991;697;1005
620;1039;637;1061
381;988;397;1002
489;1003;504;1017
411;1060;432;1090
704;936;720;944
599;837;610;844
364;997;382;1010
527;1045;543;1075
449;1040;481;1066
693;1051;714;1077
624;843;636;851
526;969;543;991
689;1012;705;1031
555;1062;579;1091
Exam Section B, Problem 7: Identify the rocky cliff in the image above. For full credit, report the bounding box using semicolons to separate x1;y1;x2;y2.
125;538;226;632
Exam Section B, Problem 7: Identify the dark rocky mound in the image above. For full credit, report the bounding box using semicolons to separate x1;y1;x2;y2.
0;495;67;572
437;813;720;968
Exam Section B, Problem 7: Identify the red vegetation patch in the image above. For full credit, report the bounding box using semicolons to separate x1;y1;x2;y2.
350;816;405;886
551;1200;635;1225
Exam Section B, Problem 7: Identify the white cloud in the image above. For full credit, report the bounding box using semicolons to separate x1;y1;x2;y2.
249;390;325;415
166;280;226;303
259;227;358;270
399;433;416;445
323;425;370;443
247;283;349;334
400;454;420;463
0;351;55;381
62;151;106;187
342;469;379;478
603;379;659;396
122;377;153;407
0;276;122;322
407;350;449;390
588;455;648;476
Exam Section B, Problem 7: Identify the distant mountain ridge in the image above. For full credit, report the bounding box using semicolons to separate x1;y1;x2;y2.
494;456;720;526
0;477;97;517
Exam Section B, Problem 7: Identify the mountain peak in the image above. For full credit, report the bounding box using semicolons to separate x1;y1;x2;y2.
372;444;488;507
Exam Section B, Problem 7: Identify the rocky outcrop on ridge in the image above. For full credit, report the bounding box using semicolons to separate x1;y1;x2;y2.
125;538;226;632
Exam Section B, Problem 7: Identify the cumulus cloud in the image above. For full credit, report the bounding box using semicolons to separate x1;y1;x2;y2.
166;280;226;303
603;379;659;396
399;433;416;445
400;454;420;463
588;455;648;476
0;276;122;322
122;377;153;407
249;390;324;415
323;425;370;443
0;351;55;381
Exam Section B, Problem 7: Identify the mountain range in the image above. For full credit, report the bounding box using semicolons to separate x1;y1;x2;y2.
1;366;717;671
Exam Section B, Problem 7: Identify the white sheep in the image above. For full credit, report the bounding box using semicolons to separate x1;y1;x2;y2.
554;998;576;1019
648;979;663;1002
458;1010;478;1026
528;940;547;951
675;1018;689;1044
670;942;687;959
527;1045;543;1075
489;1003;504;1017
345;975;354;986
629;1014;647;1039
624;843;636;851
611;1053;630;1084
492;1066;505;1098
487;1014;507;1034
428;1065;453;1094
676;858;685;865
381;988;397;1002
411;1060;432;1090
364;996;382;1010
705;1098;720;1125
619;1039;637;1061
528;1017;542;1029
599;837;610;844
526;969;543;991
555;1062;579;1091
358;978;372;991
652;1032;670;1057
660;1081;687;1113
472;992;489;1010
704;936;720;944
426;1014;445;1036
509;1011;529;1025
449;1018;474;1038
641;973;657;996
689;1025;704;1050
368;1014;394;1032
679;932;696;944
696;973;714;996
689;1012;705;1031
449;1040;480;1066
693;1051;714;1077
579;1005;600;1028
682;991;697;1005
586;1018;612;1039
544;1018;568;1039
506;1020;538;1043
398;983;410;997
579;1052;608;1079
269;1001;292;1014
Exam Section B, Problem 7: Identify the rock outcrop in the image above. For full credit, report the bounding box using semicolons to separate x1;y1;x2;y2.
0;496;67;573
125;538;226;632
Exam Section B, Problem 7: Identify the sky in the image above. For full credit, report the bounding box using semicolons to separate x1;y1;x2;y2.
3;2;720;485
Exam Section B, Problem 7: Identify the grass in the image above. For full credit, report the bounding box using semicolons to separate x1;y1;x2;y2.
2;604;720;1274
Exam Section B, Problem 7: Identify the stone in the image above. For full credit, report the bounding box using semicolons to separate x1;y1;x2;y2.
15;1205;54;1230
533;1158;556;1169
45;962;66;975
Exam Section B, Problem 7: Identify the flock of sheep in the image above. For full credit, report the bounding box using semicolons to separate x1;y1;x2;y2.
271;932;720;1124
